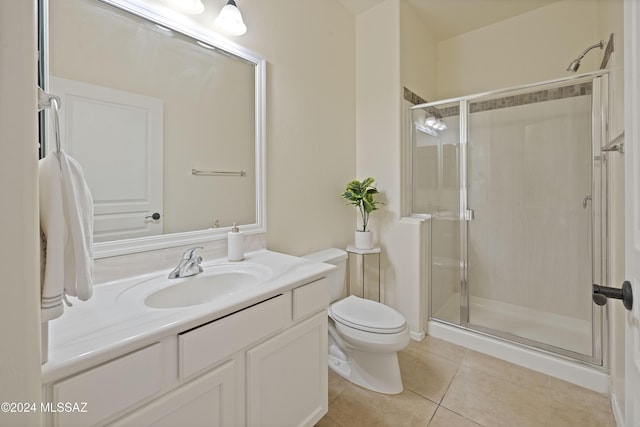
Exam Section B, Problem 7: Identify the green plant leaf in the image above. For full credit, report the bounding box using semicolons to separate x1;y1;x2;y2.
361;177;375;188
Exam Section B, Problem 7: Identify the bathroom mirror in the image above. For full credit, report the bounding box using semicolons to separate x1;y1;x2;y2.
40;0;266;258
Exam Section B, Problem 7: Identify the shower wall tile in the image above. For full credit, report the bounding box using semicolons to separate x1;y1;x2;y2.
413;144;439;212
403;86;428;106
466;82;591;116
431;218;461;322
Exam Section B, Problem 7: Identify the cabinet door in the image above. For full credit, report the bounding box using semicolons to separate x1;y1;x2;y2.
52;343;163;427
109;360;236;427
247;312;328;427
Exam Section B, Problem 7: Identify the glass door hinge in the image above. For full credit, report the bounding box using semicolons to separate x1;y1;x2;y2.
464;209;475;221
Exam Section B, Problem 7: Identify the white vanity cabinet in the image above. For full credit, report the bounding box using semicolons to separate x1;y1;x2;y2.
109;359;238;427
43;277;329;427
247;312;327;427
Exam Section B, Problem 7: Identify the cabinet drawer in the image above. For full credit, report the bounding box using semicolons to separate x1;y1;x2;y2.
293;278;329;321
179;294;289;379
53;343;163;427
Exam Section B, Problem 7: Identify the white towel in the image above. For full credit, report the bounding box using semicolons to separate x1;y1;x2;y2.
39;153;66;322
59;151;94;301
39;150;94;322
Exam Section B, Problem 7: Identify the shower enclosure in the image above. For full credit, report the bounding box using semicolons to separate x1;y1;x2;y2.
408;71;608;364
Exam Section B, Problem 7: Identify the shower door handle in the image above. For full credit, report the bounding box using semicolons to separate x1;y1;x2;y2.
592;282;633;311
583;195;592;208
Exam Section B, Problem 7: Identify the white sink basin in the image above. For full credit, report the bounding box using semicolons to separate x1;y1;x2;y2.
134;264;272;309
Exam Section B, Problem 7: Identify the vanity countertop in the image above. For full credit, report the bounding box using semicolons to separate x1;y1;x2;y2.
42;249;333;384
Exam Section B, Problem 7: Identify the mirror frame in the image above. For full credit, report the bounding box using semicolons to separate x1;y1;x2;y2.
40;0;266;259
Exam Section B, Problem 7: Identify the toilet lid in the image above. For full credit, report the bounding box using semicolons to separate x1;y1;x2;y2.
330;295;406;334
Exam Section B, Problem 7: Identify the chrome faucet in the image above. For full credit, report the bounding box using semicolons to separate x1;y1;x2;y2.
168;247;204;279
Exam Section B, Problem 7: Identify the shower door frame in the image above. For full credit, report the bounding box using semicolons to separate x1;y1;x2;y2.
410;70;610;366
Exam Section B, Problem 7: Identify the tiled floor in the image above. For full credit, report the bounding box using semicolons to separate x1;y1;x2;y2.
316;336;616;427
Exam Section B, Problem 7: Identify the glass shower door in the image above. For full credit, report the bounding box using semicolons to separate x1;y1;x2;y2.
411;102;462;325
465;79;600;360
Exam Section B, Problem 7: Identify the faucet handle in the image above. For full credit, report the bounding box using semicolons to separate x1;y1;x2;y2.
182;246;204;260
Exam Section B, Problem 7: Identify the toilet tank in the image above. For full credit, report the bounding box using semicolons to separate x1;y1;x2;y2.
302;248;348;302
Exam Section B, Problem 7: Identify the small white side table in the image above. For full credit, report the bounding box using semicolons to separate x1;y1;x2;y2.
346;245;381;302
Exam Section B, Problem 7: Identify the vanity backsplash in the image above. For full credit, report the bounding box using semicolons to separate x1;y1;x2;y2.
92;234;267;285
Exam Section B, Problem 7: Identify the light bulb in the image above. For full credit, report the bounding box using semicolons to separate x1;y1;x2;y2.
215;0;247;36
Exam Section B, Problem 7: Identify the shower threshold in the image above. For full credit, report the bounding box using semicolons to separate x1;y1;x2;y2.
434;292;592;357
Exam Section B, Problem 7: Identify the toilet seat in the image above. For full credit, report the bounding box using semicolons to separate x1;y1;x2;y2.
330;295;406;334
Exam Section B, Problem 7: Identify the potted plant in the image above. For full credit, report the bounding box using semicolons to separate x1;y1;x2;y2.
341;177;380;250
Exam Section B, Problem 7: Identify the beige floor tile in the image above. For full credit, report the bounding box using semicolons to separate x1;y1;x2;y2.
398;348;459;403
328;384;437;427
549;377;613;419
463;349;550;395
315;414;344;427
421;336;468;363
328;368;350;403
428;407;482;427
441;366;549;427
548;400;616;427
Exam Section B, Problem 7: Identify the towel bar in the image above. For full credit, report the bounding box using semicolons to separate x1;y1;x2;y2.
191;169;246;177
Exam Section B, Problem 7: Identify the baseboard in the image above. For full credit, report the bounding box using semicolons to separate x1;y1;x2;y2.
610;389;624;427
410;329;426;341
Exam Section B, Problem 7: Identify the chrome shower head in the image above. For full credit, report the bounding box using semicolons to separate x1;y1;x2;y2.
566;58;581;72
566;40;604;72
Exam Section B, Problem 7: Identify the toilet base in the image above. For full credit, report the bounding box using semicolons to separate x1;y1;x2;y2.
328;349;404;395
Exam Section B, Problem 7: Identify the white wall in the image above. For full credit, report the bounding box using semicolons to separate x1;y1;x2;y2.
238;0;356;255
355;0;403;306
0;1;43;426
437;0;599;99
400;0;437;102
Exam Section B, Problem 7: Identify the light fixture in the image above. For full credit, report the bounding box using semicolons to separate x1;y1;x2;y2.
167;0;205;14
435;121;447;131
424;115;447;132
215;0;247;36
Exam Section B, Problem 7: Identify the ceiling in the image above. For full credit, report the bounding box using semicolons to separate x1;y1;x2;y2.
336;0;559;40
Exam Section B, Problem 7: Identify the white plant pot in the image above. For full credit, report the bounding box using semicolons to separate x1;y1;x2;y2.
354;230;374;250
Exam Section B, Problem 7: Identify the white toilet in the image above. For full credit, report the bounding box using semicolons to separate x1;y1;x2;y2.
303;248;410;394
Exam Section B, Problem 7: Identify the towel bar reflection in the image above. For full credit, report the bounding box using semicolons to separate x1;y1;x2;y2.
191;169;246;177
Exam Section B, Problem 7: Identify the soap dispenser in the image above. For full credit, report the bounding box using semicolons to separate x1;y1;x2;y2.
227;222;245;262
